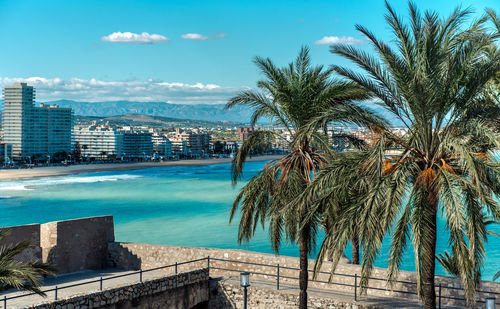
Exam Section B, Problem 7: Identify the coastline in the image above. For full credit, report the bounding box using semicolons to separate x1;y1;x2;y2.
0;155;281;180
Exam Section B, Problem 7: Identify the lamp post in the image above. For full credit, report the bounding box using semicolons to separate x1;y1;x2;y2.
485;297;495;309
240;272;250;309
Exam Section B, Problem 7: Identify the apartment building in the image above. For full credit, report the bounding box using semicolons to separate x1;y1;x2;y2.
122;131;153;158
152;133;172;157
73;124;124;159
2;83;73;159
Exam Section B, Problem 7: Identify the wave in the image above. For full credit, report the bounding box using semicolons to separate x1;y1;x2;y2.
0;174;142;191
0;185;30;191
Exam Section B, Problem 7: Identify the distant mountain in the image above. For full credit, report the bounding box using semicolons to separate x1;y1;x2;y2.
75;114;244;128
40;100;255;124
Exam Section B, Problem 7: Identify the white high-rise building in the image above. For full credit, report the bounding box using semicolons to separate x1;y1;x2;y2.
2;83;73;160
73;124;124;159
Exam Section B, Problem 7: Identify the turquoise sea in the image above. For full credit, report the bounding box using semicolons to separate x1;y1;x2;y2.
0;161;499;280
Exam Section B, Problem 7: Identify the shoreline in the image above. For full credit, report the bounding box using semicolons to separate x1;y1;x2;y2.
0;155;282;181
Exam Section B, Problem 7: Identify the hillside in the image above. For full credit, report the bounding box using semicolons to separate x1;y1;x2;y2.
75;114;243;128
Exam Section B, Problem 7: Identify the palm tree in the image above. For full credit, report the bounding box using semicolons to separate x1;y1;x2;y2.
0;230;54;295
227;46;385;309
436;219;500;280
302;2;500;308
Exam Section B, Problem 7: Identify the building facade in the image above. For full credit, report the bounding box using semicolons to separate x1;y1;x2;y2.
238;127;256;141
122;131;153;159
152;133;172;157
2;83;73;159
74;124;124;159
170;128;211;157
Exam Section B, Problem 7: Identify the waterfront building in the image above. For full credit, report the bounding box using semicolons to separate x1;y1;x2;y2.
170;128;211;157
152;133;173;157
238;127;256;141
73;124;124;159
122;131;153;159
2;83;73;160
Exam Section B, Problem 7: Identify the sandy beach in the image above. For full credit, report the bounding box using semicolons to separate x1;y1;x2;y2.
0;155;282;180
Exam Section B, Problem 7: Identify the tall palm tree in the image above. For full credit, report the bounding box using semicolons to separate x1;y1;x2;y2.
301;2;500;308
227;46;385;309
0;230;54;295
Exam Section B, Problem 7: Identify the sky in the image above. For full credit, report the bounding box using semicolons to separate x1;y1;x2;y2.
0;0;498;104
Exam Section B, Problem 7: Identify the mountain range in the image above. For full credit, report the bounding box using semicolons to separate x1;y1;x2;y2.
40;100;254;124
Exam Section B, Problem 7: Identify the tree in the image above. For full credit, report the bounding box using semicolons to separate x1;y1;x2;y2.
227;46;384;309
0;230;54;294
73;142;82;163
308;2;500;308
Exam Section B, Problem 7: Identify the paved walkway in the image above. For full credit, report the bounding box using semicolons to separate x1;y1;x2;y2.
0;267;176;308
0;268;467;308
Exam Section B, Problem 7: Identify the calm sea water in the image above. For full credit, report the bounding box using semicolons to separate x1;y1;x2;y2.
0;161;498;279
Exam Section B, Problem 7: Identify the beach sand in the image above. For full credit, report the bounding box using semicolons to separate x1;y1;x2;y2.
0;155;282;180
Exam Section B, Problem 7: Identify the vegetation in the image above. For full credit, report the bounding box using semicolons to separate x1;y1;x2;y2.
0;230;54;294
226;46;384;308
299;2;500;308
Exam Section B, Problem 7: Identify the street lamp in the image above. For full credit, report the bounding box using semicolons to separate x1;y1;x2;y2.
240;272;250;309
485;297;495;309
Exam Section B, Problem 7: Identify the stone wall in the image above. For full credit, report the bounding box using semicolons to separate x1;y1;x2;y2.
41;216;115;273
0;223;41;262
2;216;115;274
29;269;209;309
109;242;500;307
208;278;377;309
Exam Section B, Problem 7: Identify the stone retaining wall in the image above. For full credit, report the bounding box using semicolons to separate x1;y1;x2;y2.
208;278;378;309
108;242;500;307
29;269;209;309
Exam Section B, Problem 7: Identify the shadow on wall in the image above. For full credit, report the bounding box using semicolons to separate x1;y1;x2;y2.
107;242;142;270
208;278;236;309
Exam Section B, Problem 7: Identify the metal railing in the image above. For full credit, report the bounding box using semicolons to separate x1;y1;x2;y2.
0;257;209;309
208;257;500;308
1;256;498;308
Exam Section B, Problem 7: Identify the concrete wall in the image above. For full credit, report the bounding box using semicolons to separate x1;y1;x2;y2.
29;269;209;309
108;242;500;307
0;223;41;262
41;216;115;273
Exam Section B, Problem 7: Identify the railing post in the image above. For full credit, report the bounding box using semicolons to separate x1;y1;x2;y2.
438;284;442;309
207;256;210;274
277;264;280;290
139;269;143;283
175;262;178;275
3;295;6;309
354;274;358;301
54;285;58;300
100;276;103;291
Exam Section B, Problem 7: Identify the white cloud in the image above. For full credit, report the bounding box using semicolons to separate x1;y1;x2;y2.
213;33;228;38
314;36;364;45
101;32;169;44
0;77;245;104
181;33;209;40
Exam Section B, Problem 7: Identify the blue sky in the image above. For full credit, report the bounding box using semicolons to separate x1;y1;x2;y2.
0;0;498;103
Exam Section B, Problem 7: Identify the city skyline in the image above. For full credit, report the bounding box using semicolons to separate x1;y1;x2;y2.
0;0;497;104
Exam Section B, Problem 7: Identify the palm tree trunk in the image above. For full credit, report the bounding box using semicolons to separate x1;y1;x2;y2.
299;232;308;309
352;232;360;265
422;195;438;309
